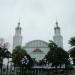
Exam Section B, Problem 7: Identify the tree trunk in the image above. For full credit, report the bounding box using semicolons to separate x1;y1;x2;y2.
1;66;2;75
73;58;75;65
0;59;3;75
6;59;9;75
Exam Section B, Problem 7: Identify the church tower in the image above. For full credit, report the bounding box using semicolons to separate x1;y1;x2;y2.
53;20;63;48
13;20;22;49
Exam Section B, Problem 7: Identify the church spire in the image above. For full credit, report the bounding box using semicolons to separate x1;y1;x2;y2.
15;19;22;36
56;18;58;27
13;19;22;49
18;18;20;27
53;19;63;48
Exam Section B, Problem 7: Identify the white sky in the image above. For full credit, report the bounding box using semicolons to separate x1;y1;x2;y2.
0;0;75;52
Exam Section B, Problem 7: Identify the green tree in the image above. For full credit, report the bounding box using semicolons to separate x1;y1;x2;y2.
46;40;69;72
69;36;75;46
12;46;33;74
4;48;11;75
0;39;11;75
12;46;27;66
69;47;75;65
45;40;58;64
0;47;11;75
69;36;75;65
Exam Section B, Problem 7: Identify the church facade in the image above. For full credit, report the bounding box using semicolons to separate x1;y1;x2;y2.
13;20;63;62
24;40;49;61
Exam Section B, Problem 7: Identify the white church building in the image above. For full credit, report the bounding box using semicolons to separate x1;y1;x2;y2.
13;20;63;62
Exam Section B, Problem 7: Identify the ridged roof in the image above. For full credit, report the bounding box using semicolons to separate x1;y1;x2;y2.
25;40;48;48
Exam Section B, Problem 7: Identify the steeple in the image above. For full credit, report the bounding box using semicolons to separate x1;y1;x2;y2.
54;20;60;35
53;20;63;48
13;19;22;49
55;19;60;29
15;19;21;36
56;18;58;27
18;18;20;27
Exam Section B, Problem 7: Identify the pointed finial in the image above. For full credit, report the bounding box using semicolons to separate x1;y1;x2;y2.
18;18;20;27
56;18;58;27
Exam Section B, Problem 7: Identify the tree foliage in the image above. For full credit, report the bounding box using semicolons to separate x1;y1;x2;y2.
46;40;69;68
70;47;75;58
69;36;75;46
12;46;27;66
69;47;75;65
69;36;75;65
12;46;33;68
0;42;11;75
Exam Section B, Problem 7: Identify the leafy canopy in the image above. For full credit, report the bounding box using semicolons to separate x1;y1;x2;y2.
12;46;33;68
46;40;69;67
12;46;27;66
69;36;75;46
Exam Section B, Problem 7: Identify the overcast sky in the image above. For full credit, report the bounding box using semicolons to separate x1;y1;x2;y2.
0;0;75;51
